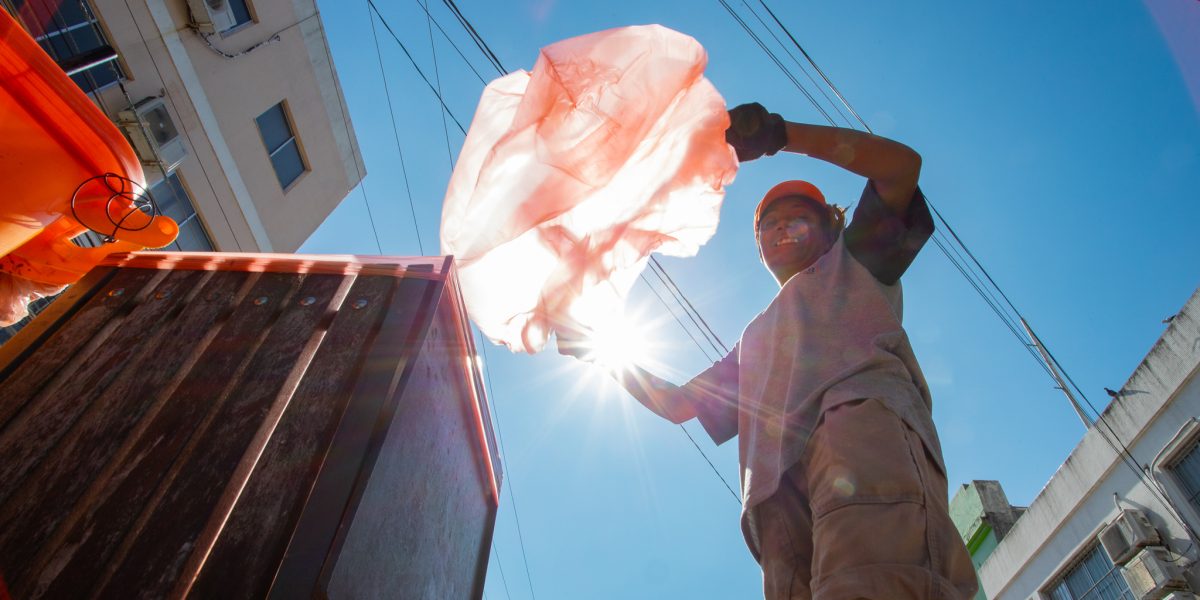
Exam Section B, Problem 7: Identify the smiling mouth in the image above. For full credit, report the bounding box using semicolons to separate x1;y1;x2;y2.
774;238;802;247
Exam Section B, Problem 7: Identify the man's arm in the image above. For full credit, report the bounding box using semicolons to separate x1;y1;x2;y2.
726;103;922;215
610;364;698;425
556;326;739;434
781;122;921;215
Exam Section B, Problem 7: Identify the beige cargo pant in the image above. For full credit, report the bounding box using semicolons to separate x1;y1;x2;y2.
744;399;978;600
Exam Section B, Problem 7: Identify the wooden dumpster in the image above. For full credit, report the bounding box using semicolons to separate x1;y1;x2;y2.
0;253;502;599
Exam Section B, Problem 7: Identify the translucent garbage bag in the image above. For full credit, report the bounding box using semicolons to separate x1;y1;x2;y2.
441;25;738;353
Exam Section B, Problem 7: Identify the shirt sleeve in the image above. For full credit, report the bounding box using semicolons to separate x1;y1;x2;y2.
681;346;740;445
844;182;935;286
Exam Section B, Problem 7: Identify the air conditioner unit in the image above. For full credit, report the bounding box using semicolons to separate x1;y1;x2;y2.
1122;547;1190;600
1163;592;1197;600
118;97;188;174
1101;509;1162;565
186;0;237;33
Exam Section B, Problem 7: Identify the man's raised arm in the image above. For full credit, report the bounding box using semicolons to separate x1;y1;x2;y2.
726;103;922;214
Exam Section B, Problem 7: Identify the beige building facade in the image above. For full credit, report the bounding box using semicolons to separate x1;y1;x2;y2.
1;0;363;342
2;0;363;253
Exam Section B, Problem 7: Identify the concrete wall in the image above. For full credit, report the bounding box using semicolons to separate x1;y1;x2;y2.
978;287;1200;599
89;0;362;252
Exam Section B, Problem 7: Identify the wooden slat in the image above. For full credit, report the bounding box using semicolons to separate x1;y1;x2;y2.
0;267;157;429
0;268;183;510
268;276;443;599
0;266;116;381
2;271;250;593
187;275;396;599
96;273;346;598
28;272;299;600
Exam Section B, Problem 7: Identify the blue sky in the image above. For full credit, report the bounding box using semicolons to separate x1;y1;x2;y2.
302;1;1200;597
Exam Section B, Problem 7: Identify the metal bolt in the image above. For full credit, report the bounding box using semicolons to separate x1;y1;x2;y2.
154;290;171;300
107;288;124;297
300;296;317;306
253;296;269;306
352;297;369;310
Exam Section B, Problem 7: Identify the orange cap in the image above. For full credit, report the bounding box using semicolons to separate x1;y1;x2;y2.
753;180;827;233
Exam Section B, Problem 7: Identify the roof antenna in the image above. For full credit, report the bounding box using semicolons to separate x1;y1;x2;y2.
1022;318;1095;429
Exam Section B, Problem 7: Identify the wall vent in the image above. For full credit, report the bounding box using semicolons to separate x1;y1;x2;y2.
186;0;237;33
118;97;188;175
1101;509;1162;566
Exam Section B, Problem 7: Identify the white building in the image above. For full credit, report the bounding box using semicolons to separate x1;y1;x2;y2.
978;286;1200;600
1;0;363;341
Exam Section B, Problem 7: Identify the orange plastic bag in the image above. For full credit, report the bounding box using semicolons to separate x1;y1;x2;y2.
0;8;177;325
441;25;738;353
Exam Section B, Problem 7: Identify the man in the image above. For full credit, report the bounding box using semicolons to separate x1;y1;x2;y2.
559;102;977;600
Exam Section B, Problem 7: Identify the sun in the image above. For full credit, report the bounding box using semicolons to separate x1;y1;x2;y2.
582;312;652;372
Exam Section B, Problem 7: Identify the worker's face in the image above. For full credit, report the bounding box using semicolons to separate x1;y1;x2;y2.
756;196;836;285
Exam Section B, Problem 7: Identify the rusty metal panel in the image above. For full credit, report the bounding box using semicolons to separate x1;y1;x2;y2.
0;267;157;427
267;275;444;599
0;254;501;599
97;273;349;599
188;274;397;599
0;269;230;584
325;292;499;599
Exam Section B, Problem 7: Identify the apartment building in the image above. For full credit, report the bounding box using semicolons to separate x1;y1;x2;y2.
974;287;1200;600
1;0;364;341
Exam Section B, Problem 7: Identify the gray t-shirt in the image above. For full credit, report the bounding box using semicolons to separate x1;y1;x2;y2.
684;182;942;509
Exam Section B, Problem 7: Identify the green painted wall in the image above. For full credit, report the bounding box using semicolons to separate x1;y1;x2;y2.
949;483;1002;600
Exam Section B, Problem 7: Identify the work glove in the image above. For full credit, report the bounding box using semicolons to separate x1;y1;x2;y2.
725;102;788;162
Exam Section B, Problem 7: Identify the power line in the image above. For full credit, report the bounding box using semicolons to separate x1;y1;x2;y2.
738;0;853;128
366;0;468;135
440;0;507;74
647;258;730;355
476;333;538;600
421;0;456;170
742;0;1200;547
715;0;837;126
412;0;489;85
428;0;745;507
366;0;423;254
754;0;873;134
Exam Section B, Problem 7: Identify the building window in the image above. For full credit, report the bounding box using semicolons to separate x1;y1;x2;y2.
1167;436;1200;515
151;173;213;251
255;102;307;190
1045;544;1134;600
8;0;123;93
227;0;252;30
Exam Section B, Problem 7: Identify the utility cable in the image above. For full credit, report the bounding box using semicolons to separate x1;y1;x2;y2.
421;0;456;170
647;258;730;355
738;0;853;128
489;543;513;600
116;0;243;249
476;332;538;600
715;0;837;127
440;0;507;74
367;0;423;254
413;0;488;85
743;0;1200;546
755;0;874;134
639;273;721;365
678;423;741;503
366;0;468;135
432;0;743;507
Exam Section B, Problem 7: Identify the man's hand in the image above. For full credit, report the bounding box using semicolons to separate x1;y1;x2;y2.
555;320;593;361
726;102;788;162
